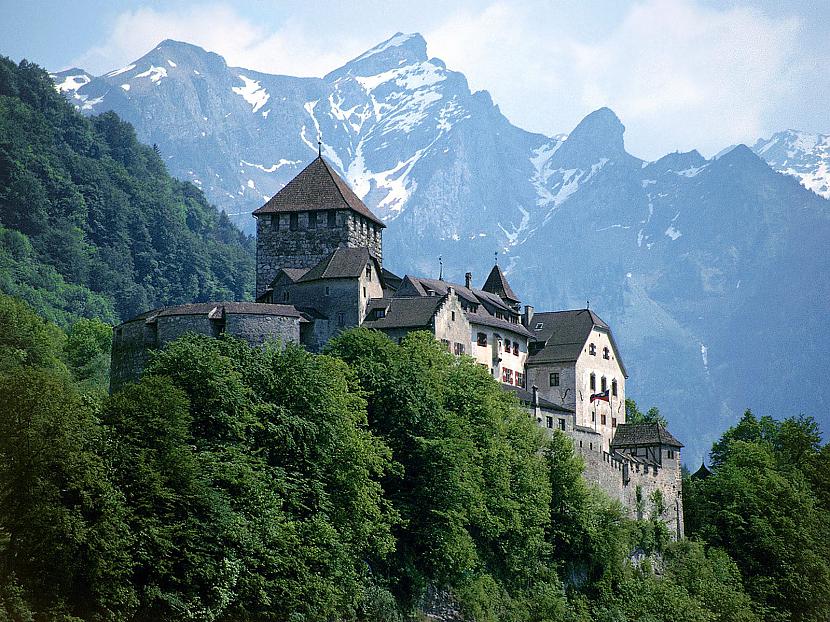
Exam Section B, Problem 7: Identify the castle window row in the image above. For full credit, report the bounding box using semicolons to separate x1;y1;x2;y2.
588;374;619;397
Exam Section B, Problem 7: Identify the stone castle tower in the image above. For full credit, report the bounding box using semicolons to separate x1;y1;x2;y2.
252;156;385;297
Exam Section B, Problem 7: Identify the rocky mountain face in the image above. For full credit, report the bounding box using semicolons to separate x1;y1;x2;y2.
751;130;830;199
52;33;830;462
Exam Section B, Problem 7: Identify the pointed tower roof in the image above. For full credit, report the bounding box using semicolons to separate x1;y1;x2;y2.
482;263;520;304
252;156;385;227
692;462;712;480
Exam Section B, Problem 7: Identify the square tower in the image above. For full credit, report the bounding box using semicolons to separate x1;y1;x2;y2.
252;156;385;297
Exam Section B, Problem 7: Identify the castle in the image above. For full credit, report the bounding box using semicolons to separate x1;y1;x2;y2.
111;155;684;537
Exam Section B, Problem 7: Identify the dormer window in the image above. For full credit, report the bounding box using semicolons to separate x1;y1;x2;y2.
374;308;386;319
589;343;596;356
603;346;610;360
535;322;544;330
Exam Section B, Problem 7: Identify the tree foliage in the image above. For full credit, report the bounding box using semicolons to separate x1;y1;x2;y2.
0;57;253;327
3;297;822;621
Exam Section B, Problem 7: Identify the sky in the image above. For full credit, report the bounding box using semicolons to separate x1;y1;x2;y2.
1;0;828;160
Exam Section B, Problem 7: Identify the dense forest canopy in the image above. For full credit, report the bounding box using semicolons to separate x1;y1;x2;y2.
0;57;254;327
1;292;828;621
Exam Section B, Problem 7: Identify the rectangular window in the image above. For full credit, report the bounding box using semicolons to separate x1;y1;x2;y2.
515;372;524;387
590;374;596;391
612;417;617;428
451;311;456;321
546;416;553;429
375;309;386;319
441;339;450;351
589;343;596;355
363;286;366;298
454;342;465;356
603;347;610;360
601;414;607;426
558;418;566;431
667;449;675;459
601;377;607;392
289;213;298;231
612;380;618;397
270;214;278;231
366;265;372;280
325;286;330;296
502;368;513;384
477;332;488;347
337;312;345;326
512;341;519;355
535;322;544;330
549;372;559;386
308;212;317;229
328;210;337;228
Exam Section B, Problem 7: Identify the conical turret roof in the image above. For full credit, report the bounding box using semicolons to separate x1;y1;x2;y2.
482;263;520;304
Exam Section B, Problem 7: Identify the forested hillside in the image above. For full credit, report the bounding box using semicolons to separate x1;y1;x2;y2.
2;292;828;621
0;57;253;326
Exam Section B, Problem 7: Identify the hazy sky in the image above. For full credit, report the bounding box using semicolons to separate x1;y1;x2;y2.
2;0;827;160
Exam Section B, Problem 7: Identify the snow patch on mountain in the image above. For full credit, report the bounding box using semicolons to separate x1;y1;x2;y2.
106;64;135;77
232;75;270;113
54;73;90;93
240;159;302;173
135;65;168;84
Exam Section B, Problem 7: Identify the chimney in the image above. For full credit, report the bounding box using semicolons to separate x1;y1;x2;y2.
465;272;472;289
522;305;535;328
426;289;436;297
531;384;539;407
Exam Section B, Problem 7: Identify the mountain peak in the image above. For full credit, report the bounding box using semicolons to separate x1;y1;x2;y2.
551;107;636;169
326;32;428;80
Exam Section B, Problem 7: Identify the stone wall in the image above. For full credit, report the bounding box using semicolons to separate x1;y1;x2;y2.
110;308;301;392
255;209;350;297
255;210;384;298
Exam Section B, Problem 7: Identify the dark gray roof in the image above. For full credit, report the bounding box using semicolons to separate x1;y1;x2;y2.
502;385;573;412
527;308;627;376
466;310;533;339
362;296;444;330
382;268;403;291
280;268;309;282
692;463;712;479
611;423;683;448
400;276;514;314
120;302;302;326
252;156;385;227
482;264;520;303
298;248;380;282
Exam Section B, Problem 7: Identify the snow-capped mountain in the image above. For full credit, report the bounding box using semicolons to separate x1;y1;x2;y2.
53;34;830;462
752;130;830;199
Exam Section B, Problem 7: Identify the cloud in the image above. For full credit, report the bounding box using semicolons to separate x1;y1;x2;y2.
73;3;369;78
426;0;804;158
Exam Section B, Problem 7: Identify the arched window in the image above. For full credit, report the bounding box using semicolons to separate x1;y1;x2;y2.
590;373;596;391
603;346;610;360
612;379;618;397
601;376;607;392
589;343;596;355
